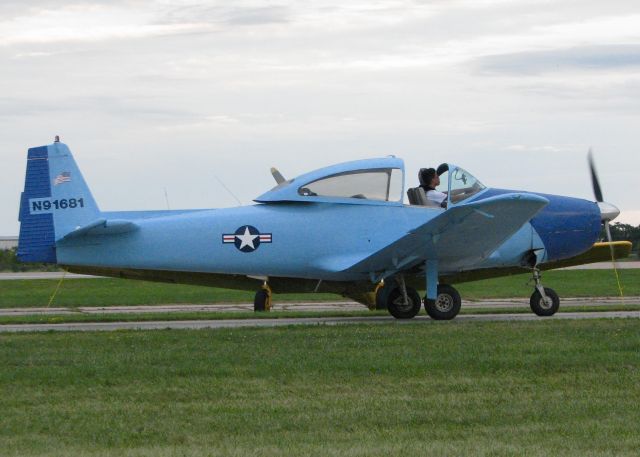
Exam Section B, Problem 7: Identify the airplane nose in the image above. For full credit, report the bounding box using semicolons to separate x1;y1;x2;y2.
597;201;620;222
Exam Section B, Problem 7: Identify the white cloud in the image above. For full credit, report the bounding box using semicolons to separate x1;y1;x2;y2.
618;210;640;226
1;0;640;235
0;4;210;46
504;144;578;154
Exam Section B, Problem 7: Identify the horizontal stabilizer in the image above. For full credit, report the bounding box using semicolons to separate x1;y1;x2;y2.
60;218;139;241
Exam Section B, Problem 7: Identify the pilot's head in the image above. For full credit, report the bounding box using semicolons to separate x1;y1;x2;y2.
419;168;439;188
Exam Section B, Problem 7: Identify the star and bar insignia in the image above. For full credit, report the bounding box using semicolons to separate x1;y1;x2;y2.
222;225;272;253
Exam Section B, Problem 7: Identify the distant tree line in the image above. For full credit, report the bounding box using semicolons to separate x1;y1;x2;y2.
605;223;640;256
0;248;60;272
1;222;638;271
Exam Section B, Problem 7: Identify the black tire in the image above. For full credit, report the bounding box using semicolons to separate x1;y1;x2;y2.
530;287;559;316
424;284;461;320
386;287;422;319
254;289;269;312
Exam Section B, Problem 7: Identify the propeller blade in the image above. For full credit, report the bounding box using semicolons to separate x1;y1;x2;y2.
604;220;625;298
590;154;624;298
588;149;604;202
604;220;613;244
270;167;286;185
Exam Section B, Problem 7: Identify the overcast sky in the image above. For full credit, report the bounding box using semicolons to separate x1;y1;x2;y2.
2;0;640;235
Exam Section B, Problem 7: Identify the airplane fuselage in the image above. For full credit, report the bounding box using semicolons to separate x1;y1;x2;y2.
56;189;601;282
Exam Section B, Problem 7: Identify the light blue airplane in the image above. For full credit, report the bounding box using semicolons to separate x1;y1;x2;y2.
17;138;630;319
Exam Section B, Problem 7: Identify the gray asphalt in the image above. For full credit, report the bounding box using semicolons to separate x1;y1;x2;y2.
561;261;640;270
2;310;640;333
2;296;638;316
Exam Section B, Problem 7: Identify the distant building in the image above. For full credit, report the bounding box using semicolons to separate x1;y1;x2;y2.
0;236;18;250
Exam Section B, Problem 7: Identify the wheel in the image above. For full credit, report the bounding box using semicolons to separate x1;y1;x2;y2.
530;287;559;316
254;289;269;312
424;284;461;320
386;287;422;319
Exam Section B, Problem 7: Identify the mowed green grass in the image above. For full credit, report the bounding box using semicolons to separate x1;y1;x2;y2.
0;279;344;308
1;320;639;456
0;269;638;308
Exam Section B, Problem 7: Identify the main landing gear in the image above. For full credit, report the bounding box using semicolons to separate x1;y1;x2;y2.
377;277;422;319
377;263;560;319
377;277;462;320
529;268;559;316
254;282;273;312
424;284;461;320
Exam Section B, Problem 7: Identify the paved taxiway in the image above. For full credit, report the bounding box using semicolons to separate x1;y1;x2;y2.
1;296;638;316
2;310;640;332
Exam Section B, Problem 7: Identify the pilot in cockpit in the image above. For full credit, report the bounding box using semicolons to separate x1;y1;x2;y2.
419;168;447;208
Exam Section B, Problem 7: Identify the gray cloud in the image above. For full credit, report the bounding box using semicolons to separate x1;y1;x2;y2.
0;0;132;20
0;96;200;121
477;45;640;74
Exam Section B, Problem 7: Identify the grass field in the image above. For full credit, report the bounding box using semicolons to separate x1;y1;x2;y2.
1;320;639;456
0;269;638;309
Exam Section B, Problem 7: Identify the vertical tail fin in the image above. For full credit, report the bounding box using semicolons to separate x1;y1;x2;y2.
18;141;100;263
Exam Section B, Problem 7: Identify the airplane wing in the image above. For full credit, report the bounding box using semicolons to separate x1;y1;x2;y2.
343;193;549;278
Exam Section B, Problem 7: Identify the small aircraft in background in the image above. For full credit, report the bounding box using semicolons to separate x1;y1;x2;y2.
18;138;631;319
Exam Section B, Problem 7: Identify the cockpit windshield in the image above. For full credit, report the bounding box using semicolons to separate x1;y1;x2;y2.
298;168;403;202
447;166;485;204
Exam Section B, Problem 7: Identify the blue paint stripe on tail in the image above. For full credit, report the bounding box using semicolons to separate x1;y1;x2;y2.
17;146;57;263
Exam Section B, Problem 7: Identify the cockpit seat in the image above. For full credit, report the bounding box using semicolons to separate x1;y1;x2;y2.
407;187;441;207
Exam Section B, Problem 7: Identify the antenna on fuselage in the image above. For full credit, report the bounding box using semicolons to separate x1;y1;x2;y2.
214;175;243;206
163;187;171;210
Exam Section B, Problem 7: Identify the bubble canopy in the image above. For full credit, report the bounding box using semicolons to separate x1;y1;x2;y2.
255;157;405;206
437;163;487;205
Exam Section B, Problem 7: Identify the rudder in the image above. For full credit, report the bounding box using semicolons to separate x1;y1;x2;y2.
18;140;100;263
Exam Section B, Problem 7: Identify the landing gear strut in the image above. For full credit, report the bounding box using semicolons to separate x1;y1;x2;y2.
254;282;272;312
529;269;559;316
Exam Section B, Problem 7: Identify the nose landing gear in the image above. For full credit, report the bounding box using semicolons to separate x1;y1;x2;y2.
529;268;559;316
